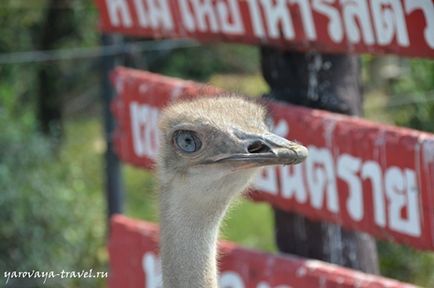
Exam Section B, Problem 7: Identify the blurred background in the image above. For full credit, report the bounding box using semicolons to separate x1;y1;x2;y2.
1;0;434;287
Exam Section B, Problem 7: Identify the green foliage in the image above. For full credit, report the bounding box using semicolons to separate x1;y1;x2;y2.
209;73;268;97
0;112;106;287
148;44;260;81
221;200;276;252
123;166;158;221
389;59;434;132
0;4;44;120
378;242;434;287
0;1;45;53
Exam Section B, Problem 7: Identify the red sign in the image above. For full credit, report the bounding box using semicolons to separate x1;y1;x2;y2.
109;215;416;288
111;67;434;251
95;0;434;58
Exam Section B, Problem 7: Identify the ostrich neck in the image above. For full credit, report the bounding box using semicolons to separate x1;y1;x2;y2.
159;176;244;288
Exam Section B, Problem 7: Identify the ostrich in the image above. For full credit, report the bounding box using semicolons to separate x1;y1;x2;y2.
157;95;308;288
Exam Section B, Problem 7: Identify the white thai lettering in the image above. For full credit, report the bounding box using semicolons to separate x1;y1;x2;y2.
385;167;421;236
312;0;344;43
191;0;220;32
147;0;174;30
338;154;363;221
130;102;146;157
106;0;133;27
219;272;245;288
259;0;295;39
133;0;173;30
279;164;307;203
178;0;196;31
371;0;409;46
290;0;317;40
134;0;149;27
142;253;162;288
246;0;266;38
216;0;244;34
305;146;339;213
341;0;375;45
130;103;160;160
254;167;278;195
361;161;386;227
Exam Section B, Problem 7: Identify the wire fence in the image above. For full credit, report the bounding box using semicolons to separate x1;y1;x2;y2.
1;38;432;109
0;39;199;65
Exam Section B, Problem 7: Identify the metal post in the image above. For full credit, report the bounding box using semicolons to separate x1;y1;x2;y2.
101;34;123;219
261;47;379;274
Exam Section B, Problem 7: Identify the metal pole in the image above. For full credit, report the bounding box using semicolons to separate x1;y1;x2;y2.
261;47;379;274
101;34;123;219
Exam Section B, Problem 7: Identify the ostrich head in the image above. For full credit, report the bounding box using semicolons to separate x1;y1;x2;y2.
158;95;307;208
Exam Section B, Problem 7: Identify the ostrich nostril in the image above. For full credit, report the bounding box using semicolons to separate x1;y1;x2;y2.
247;141;271;153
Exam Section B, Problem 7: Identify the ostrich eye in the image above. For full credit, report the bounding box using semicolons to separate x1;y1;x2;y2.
173;130;202;153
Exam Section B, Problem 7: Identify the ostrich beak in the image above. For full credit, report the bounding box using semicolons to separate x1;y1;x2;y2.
207;133;308;168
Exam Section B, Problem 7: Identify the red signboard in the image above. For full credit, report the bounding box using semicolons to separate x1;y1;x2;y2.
111;67;434;250
110;215;416;288
95;0;434;58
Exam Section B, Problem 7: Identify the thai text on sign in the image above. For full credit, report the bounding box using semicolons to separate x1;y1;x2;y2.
96;0;434;58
